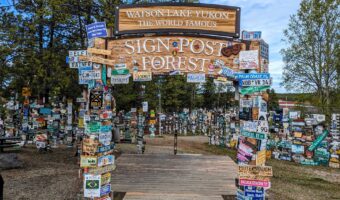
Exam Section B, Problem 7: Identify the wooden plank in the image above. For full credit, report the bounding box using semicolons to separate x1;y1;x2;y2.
88;48;112;56
79;55;115;66
111;154;237;199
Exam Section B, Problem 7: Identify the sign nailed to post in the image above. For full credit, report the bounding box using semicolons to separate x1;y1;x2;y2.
115;4;241;37
86;22;108;39
187;73;206;83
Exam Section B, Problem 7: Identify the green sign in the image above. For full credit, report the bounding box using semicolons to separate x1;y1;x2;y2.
112;69;129;75
101;65;107;86
308;130;328;151
241;131;267;140
88;122;101;133
300;159;319;166
240;86;270;95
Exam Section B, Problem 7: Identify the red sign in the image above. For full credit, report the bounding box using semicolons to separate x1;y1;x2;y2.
239;179;270;188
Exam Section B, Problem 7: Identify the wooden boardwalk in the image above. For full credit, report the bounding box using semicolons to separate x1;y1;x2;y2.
111;154;237;200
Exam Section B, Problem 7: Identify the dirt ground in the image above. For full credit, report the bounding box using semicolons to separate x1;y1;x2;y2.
1;135;340;200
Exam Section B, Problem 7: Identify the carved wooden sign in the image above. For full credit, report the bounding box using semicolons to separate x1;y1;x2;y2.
115;3;240;37
91;36;260;74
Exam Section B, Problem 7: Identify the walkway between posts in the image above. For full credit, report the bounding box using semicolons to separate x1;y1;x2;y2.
111;153;237;200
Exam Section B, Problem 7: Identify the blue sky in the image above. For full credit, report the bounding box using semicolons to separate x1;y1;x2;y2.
200;0;301;93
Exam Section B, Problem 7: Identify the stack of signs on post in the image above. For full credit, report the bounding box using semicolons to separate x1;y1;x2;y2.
329;114;340;168
68;50;89;68
236;65;272;199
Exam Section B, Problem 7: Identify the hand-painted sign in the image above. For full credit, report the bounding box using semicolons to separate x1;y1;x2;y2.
111;75;130;84
238;165;273;177
100;184;111;196
239;50;259;69
239;179;270;188
84;174;101;198
187;73;206;83
90;91;103;109
98;155;115;167
101;173;111;185
80;156;98;168
240;79;271;86
240;86;270;95
86;22;107;39
87;164;116;175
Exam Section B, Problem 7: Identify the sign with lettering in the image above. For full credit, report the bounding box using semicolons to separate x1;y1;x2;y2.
99;132;112;146
84;174;101;198
98;144;115;153
87;164;117;175
240;79;271;86
241;131;267;140
90;91;103;109
115;4;240;37
218;67;234;78
244;186;264;199
240;86;270;95
91;36;262;74
80;156;98;168
235;73;270;80
86;22;107;39
82;70;101;80
242;31;262;40
133;71;152;81
239;50;259;69
187;73;206;83
111;75;130;84
79;66;92;84
239;179;270;188
98;155;115;167
256;150;266;166
238;165;273;177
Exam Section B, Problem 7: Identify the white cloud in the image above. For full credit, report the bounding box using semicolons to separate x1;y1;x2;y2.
201;0;300;93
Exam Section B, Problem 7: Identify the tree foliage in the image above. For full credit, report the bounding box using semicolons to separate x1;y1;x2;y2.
281;0;339;116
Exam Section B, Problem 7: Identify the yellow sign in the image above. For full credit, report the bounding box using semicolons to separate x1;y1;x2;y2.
294;132;303;138
80;156;97;168
238;165;273;177
22;87;31;97
101;173;111;185
256;150;266;166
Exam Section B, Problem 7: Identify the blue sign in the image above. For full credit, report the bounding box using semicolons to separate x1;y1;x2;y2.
100;125;112;133
66;56;69;64
100;184;111;196
86;22;107;39
97;144;115;153
78;66;92;84
235;73;270;80
23;107;29;117
40;108;52;115
244;186;264;199
219;67;235;77
242;31;262;40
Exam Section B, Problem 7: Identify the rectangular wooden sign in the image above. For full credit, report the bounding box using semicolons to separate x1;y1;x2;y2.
115;3;240;37
238;165;273;177
91;36;262;74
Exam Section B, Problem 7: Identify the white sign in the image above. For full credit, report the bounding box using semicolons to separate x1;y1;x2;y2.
82;70;101;80
76;97;86;103
69;50;88;68
187;73;206;83
239;50;259;70
142;101;148;112
240;99;253;108
99;132;112;146
242;120;268;134
111;75;130;84
241;79;271;86
69;50;87;57
84;174;101;198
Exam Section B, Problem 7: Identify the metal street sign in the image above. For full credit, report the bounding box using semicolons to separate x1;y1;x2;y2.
241;131;267;140
235;73;270;80
239;86;270;95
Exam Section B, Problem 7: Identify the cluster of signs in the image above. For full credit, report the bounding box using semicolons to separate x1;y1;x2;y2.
269;112;340;168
